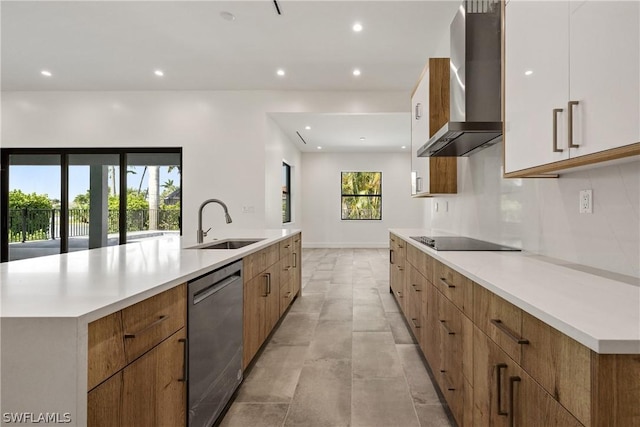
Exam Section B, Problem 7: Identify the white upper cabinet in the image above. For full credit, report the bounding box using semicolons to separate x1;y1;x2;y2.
504;0;640;175
504;0;570;173
569;1;639;156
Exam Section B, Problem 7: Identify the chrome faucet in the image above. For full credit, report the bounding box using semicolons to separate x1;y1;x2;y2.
197;199;233;244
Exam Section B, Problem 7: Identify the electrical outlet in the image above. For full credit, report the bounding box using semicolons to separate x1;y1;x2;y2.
579;190;593;214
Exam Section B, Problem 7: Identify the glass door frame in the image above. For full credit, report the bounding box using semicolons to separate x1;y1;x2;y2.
0;147;182;263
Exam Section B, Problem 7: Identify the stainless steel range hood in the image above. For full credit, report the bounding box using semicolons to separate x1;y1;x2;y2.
418;0;502;157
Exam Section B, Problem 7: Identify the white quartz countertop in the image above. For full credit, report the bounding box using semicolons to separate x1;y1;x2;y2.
390;229;640;354
0;229;300;323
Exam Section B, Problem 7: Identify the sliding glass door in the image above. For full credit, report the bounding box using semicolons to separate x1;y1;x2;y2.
1;148;181;262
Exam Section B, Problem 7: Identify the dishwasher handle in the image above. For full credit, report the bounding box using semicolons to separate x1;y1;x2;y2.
193;274;242;305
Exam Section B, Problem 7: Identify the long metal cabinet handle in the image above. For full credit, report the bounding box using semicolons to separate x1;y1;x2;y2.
178;338;188;382
390;249;395;265
509;376;522;427
439;277;455;289
496;363;508;416
293;252;297;268
568;100;580;148
552;108;564;152
267;273;271;295
491;319;529;344
440;320;455;335
124;315;169;338
263;273;270;297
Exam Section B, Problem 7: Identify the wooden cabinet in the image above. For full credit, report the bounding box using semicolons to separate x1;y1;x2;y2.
473;326;582;427
389;234;408;314
391;233;640;427
504;0;640;176
410;58;457;197
243;233;302;369
87;284;187;427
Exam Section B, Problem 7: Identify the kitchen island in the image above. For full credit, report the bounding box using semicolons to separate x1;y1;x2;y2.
0;229;300;426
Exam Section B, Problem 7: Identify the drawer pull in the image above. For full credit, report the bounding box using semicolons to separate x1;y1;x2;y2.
411;283;422;292
440;371;456;391
293;253;297;268
395;291;403;299
411;318;421;329
284;265;292;271
509;376;522;427
263;273;272;297
390;249;395;265
439;277;455;289
491;319;529;345
124;315;169;338
440;320;455;335
284;244;291;249
178;338;188;382
496;363;508;416
398;266;404;271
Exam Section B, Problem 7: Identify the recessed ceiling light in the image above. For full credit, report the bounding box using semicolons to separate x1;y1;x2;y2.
40;70;52;77
401;146;407;149
353;22;363;32
359;136;366;141
525;70;533;76
353;69;361;77
277;69;285;77
220;11;236;21
317;146;322;150
154;70;164;77
305;126;311;130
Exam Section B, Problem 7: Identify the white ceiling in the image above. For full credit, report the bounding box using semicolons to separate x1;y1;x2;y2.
1;0;459;151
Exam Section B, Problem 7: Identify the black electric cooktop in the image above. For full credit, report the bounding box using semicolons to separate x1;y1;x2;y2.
410;236;520;251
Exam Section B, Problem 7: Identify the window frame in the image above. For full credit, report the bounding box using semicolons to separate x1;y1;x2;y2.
282;161;292;224
0;147;182;263
340;171;382;221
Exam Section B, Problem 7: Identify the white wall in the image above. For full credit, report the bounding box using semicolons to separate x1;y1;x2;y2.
2;90;407;246
301;152;424;247
428;142;640;278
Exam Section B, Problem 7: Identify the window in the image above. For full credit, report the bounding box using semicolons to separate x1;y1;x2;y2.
1;148;182;262
341;172;382;220
282;162;291;223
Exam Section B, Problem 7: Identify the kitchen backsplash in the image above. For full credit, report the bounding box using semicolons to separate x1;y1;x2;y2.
428;142;640;279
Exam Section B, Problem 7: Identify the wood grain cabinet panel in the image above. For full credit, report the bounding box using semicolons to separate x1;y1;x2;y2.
474;283;524;364
88;311;126;390
521;311;591;425
87;371;122;427
407;243;434;284
407;265;425;347
434;260;473;316
121;283;186;364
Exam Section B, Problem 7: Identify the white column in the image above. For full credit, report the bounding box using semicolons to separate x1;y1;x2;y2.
148;166;159;230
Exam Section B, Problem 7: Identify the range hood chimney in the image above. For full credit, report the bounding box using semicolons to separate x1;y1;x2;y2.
418;0;502;157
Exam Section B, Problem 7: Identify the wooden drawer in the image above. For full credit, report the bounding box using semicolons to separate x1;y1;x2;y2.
438;296;473;389
407;243;434;284
279;276;294;316
407;265;426;346
434;260;473;316
88;311;127;391
121;284;186;363
389;233;406;259
279;255;295;288
279;236;294;259
244;243;281;280
474;283;524;364
521;311;591;425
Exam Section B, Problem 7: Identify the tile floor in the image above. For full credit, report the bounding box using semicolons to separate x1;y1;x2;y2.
219;248;453;427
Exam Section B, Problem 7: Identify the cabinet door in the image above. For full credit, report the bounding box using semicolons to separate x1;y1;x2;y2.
292;234;302;297
568;1;640;156
422;283;442;378
263;263;281;337
407;265;425;347
121;328;187;427
243;272;269;368
88;371;122;427
505;0;570;173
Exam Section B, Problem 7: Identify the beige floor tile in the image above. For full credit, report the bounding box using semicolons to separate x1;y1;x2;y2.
288;292;325;314
269;312;319;346
352;331;404;379
284;359;352;427
351;377;420;427
396;344;442;406
218;403;289;427
306;319;353;361
387;311;418;344
414;404;454;427
318;297;353;321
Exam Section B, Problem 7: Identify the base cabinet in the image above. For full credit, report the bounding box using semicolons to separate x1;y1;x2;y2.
243;233;302;369
389;233;640;427
87;284;187;427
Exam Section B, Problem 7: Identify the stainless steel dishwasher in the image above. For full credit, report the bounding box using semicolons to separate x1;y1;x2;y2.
188;259;243;427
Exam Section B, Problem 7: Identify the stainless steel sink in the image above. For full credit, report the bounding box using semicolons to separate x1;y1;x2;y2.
193;239;264;250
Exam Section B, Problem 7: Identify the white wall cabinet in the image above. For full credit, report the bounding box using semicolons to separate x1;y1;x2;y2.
504;0;640;176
